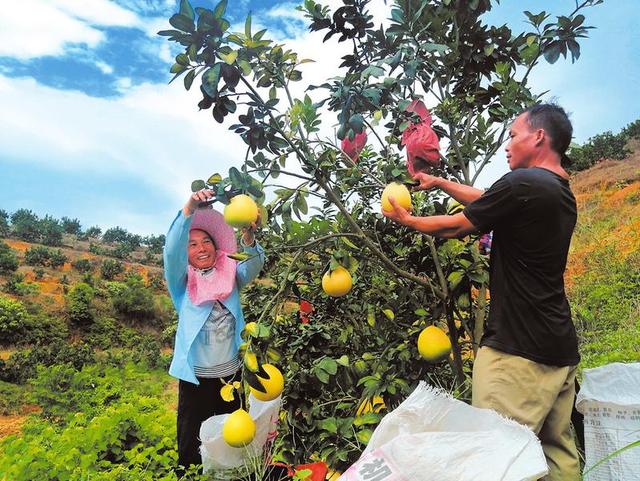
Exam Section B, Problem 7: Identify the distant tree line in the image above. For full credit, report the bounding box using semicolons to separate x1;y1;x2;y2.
0;209;165;264
568;118;640;172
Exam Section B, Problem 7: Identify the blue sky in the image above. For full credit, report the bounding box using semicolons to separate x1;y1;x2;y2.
0;0;638;235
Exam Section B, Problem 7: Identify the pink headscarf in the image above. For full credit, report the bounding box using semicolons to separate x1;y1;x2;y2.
401;99;441;174
186;209;238;305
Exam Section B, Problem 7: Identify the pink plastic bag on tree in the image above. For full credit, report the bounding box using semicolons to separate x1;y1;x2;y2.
401;99;441;174
341;130;367;161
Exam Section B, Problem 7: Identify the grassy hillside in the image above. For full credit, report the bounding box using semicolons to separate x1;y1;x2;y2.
567;140;640;370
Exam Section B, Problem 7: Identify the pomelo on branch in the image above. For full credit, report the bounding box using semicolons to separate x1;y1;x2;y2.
321;266;352;297
249;363;285;401
381;182;412;212
417;325;452;362
224;194;258;228
222;408;256;447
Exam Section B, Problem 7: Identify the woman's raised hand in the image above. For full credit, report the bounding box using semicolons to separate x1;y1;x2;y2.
183;189;215;216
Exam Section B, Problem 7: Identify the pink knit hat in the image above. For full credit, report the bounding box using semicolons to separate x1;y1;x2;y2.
187;208;238;305
190;208;237;255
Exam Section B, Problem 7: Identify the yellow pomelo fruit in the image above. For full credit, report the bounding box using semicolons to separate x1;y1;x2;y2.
222;408;256;448
322;266;353;297
250;364;285;401
381;182;412;212
417;325;452;362
224;194;259;228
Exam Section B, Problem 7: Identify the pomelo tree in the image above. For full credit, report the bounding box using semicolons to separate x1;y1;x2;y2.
160;0;600;469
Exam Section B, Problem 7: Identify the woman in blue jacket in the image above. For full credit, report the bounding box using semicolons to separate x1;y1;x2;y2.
164;188;265;474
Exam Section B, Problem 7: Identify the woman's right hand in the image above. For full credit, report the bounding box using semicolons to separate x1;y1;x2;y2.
412;172;442;192
183;189;215;216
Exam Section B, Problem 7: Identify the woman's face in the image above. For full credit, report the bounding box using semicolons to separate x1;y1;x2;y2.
188;229;216;269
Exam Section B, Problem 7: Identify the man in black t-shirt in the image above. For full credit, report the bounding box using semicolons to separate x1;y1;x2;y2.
383;103;580;481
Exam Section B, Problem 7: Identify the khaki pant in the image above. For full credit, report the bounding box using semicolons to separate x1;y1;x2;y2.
472;347;580;481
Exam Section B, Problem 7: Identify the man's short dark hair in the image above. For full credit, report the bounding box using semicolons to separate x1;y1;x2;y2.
524;103;573;157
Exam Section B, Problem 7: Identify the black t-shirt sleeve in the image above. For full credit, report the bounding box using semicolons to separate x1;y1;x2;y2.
463;174;520;233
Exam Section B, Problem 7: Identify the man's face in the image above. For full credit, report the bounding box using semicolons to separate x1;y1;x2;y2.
188;229;216;269
505;113;538;170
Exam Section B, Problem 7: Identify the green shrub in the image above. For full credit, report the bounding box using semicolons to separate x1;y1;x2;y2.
0;240;19;274
0;295;29;345
60;217;82;235
67;282;95;326
569;131;630;172
48;249;68;268
25;246;51;266
0;209;10;237
10;209;39;242
0;340;95;384
101;258;125;280
84;225;102;239
0;380;31;415
111;275;156;324
71;258;93;274
621;118;640;140
38;215;64;247
22;312;69;347
2;273;39;296
0;396;179;481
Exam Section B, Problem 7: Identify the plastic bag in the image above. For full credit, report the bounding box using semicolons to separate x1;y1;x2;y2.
199;393;281;475
338;382;547;481
576;362;640;481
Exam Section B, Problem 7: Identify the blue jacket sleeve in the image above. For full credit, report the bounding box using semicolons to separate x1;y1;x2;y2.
163;210;192;307
235;241;265;290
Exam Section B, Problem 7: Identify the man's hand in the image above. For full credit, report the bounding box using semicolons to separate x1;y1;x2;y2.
412;172;442;192
183;189;214;216
382;196;412;226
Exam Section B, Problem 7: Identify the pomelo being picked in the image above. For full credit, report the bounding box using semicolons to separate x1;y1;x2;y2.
224;194;258;228
322;266;352;297
381;182;412;212
417;325;452;362
249;364;285;401
222;408;256;448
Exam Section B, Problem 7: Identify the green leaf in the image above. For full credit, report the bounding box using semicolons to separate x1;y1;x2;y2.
318;357;338;375
191;180;206;192
213;0;227;18
245;13;252;38
238;59;252;76
382;309;395;320
220;50;238;65
317;417;338;434
207;173;222;185
336;355;349;367
295;193;308;215
170;63;186;74
179;0;194;20
356;428;373;444
229;167;243;187
353;413;381;427
183;69;195;90
447;270;464;290
169;13;195;32
202;64;221;98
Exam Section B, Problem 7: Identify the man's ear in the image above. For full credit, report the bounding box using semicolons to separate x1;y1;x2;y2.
534;128;546;146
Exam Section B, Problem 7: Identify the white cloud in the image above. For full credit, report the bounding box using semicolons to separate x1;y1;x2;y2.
0;74;247;207
0;0;141;60
96;61;114;75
